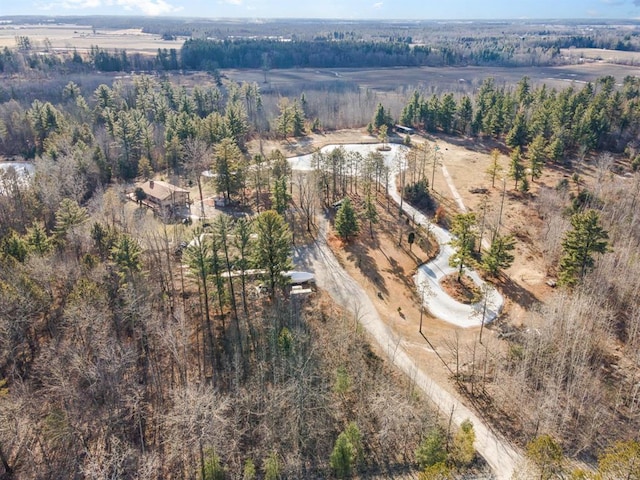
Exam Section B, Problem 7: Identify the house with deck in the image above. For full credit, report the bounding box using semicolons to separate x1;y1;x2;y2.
135;180;191;218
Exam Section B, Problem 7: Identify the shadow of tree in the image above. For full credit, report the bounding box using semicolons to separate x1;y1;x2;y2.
496;273;540;311
422;132;508;156
345;238;389;296
383;251;417;292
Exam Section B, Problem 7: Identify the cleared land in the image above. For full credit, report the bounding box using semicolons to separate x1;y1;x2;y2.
0;23;184;54
225;62;640;94
561;47;640;64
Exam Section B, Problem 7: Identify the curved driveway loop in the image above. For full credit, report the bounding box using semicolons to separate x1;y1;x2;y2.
290;144;520;479
289;143;504;328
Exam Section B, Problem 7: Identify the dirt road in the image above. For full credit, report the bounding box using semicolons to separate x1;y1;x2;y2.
293;219;522;480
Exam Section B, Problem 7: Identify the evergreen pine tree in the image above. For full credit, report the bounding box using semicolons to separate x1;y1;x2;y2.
363;192;378;239
291;101;306;137
252;211;293;295
335;197;359;241
202;450;225;480
457;95;473;134
450;419;476;467
597;440;640;480
1;230;29;263
506;111;529;149
330;433;354;479
483;234;516;277
415;428;447;469
372;103;390;130
546;135;565;163
509;147;525;190
263;451;280;480
54;198;88;244
26;222;51;256
528;134;547;182
558;209;609;286
271;176;291;215
440;93;457;133
526;435;565;480
449;213;477;282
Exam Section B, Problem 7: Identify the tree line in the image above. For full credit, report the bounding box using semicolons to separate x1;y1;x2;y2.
0;34;558;78
180;38;435;70
398;75;640;158
0;43;180;75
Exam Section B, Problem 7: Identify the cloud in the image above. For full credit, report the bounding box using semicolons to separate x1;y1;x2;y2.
41;0;180;15
222;0;243;5
118;0;179;15
373;1;383;8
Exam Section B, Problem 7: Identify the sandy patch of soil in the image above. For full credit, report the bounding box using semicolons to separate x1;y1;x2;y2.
324;190;474;390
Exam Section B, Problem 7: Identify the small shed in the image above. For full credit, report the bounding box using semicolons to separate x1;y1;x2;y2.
395;124;415;135
136;180;191;217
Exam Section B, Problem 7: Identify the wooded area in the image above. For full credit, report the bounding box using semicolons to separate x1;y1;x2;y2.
1;16;640;477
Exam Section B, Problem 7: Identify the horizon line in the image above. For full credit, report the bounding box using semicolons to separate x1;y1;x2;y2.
1;14;640;23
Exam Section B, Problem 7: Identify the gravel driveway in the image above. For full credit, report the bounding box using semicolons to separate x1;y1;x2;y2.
292;218;520;480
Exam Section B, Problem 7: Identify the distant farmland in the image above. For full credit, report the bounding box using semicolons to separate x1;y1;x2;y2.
0;24;184;54
561;47;640;64
1;23;639;95
224;62;640;94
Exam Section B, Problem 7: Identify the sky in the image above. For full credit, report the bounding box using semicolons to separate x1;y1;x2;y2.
2;0;640;20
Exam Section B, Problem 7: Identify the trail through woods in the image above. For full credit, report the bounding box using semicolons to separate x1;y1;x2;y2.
293;220;521;480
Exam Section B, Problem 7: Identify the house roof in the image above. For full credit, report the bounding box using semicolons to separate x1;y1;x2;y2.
137;180;189;202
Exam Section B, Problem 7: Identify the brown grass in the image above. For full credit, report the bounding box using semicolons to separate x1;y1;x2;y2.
440;273;481;304
561;47;640;64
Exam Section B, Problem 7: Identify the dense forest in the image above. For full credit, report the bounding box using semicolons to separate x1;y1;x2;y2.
180;39;434;70
398;74;640;155
0;204;456;478
0;43;181;75
0;36;557;74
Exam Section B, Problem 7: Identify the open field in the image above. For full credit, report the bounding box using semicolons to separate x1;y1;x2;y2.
225;62;640;94
0;23;184;54
561;47;640;64
2;23;639;91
